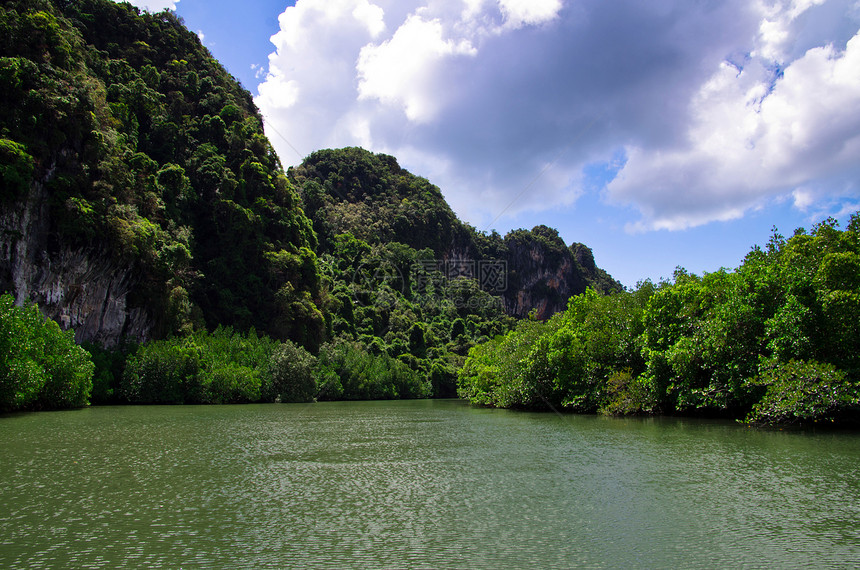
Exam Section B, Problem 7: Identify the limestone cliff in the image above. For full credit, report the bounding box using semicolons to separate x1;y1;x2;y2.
1;0;323;348
292;149;621;322
501;226;621;319
0;185;153;347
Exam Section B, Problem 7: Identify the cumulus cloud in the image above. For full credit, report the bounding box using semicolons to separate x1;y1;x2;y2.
257;0;860;231
255;0;388;158
121;0;178;12
251;63;267;80
357;15;477;122
498;0;563;28
608;1;860;231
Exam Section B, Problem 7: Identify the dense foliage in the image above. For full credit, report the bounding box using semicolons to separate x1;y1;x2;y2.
459;216;860;425
286;148;514;396
0;294;93;411
90;326;430;405
285;147;619;397
312;231;516;397
315;340;431;400
0;0;322;345
116;327;318;404
5;1;853;429
291;147;468;256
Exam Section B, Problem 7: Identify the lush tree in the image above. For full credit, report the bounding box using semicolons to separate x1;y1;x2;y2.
460;214;860;425
314;340;431;401
117;327;315;405
263;340;316;403
0;138;34;201
0;294;94;411
746;360;860;425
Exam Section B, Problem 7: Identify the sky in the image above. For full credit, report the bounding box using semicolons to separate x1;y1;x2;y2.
124;0;860;288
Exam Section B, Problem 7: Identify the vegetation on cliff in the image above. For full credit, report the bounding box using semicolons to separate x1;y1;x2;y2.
284;147;621;397
291;148;620;318
290;147;467;256
0;0;322;346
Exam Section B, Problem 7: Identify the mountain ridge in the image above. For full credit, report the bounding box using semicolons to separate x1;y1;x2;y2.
290;147;622;319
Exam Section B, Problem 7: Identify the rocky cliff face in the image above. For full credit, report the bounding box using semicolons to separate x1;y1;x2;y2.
502;240;582;319
292;149;622;323
0;185;153;347
501;228;621;319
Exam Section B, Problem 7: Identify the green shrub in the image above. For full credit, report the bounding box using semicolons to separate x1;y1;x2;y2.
113;328;336;404
119;339;201;404
204;363;260;404
0;294;93;411
0;138;34;202
315;340;430;401
83;341;135;404
745;360;860;425
600;369;656;416
262;341;316;403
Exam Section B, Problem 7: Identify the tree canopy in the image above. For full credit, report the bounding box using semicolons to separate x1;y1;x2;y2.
459;216;860;425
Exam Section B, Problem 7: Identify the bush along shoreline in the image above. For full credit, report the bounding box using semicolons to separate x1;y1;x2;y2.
0;294;93;412
88;327;432;407
457;216;860;427
1;306;435;413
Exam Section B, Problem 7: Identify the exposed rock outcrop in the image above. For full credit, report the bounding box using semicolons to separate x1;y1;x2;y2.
501;227;621;319
0;185;153;346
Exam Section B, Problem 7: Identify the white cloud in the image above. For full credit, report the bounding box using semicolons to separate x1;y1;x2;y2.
756;0;821;60
251;63;267;80
121;0;178;12
457;0;562;31
498;0;562;28
255;0;389;158
792;187;817;210
257;0;860;232
273;0;385;52
357;15;477;122
608;11;860;231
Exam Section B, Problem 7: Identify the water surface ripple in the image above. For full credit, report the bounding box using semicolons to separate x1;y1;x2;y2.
1;400;858;568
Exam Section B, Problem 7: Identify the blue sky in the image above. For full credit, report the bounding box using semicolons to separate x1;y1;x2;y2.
126;0;860;288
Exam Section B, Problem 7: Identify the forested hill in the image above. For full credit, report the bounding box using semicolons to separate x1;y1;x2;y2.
290;147;621;318
0;0;323;347
0;0;616;354
290;148;469;257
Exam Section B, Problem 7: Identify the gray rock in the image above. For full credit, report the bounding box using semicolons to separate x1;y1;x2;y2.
1;184;154;347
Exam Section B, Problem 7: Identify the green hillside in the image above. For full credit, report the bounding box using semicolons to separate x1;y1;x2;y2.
1;0;322;347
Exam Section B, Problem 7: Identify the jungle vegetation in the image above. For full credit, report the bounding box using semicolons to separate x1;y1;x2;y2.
458;217;860;425
1;0;857;426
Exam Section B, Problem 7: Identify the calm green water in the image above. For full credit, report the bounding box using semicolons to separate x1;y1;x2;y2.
1;400;858;569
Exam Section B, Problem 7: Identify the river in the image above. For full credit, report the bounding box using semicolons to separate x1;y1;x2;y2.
1;400;858;568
